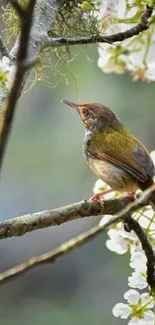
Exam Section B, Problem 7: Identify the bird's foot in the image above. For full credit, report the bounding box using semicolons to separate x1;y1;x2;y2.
89;189;114;205
129;191;137;201
89;192;105;205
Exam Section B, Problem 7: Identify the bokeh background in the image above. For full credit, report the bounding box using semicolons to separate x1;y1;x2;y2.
0;42;155;325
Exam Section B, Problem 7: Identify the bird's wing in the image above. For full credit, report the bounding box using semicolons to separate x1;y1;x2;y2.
88;132;154;183
132;144;154;177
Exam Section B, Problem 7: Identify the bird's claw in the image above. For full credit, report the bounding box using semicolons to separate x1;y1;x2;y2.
129;192;137;201
89;188;114;205
89;193;105;206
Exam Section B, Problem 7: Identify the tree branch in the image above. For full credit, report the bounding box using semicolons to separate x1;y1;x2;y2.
0;195;133;240
125;216;155;291
44;5;153;48
0;0;37;172
0;184;155;284
0;0;64;106
0;0;64;172
0;3;152;109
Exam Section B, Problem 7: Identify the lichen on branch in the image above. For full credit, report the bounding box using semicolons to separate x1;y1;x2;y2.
2;0;100;85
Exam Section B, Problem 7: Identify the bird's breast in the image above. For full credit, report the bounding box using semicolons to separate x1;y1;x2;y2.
86;156;139;192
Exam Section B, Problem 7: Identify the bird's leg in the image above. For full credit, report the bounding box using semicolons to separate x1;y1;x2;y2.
129;191;137;201
89;188;114;205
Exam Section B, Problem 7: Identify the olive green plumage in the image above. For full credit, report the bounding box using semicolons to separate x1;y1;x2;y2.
85;124;154;192
63;100;155;196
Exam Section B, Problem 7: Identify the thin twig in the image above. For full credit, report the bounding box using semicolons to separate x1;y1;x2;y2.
0;195;133;240
0;184;155;283
0;0;37;172
125;216;155;291
44;5;153;48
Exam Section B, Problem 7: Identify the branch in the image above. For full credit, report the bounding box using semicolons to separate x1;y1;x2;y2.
44;5;153;48
0;0;37;172
0;2;152;108
0;184;155;284
0;0;64;172
0;195;133;239
125;216;155;291
0;0;64;106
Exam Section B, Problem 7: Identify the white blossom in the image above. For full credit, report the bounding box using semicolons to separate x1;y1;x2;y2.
144;63;155;82
97;0;120;22
133;207;155;230
0;56;10;71
106;227;137;254
113;289;154;324
130;252;147;273
141;293;154;308
97;1;155;82
112;302;132;319
93;179;115;199
98;50;126;74
0;56;16;90
93;179;107;193
128;272;147;290
124;289;140;304
128;310;154;325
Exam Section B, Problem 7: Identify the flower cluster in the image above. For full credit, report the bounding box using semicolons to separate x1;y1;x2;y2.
129;252;147;290
94;150;155;324
97;0;155;82
0;56;16;93
113;290;154;325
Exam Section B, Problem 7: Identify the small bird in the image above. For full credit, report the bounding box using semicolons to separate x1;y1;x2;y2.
63;100;155;204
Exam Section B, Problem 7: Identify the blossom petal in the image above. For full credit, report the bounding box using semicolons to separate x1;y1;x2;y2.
130;252;147;272
93;179;107;193
97;1;155;82
0;56;10;71
128;318;139;325
106;228;137;254
141;293;154;308
93;179;115;199
112;302;132;319
128;272;147;290
124;289;140;304
106;239;128;254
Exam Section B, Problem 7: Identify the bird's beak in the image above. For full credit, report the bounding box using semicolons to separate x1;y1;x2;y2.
62;100;78;111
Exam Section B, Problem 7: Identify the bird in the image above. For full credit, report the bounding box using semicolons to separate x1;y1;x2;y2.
63;100;155;205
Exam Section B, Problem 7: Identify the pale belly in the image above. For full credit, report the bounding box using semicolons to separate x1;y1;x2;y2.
88;157;139;192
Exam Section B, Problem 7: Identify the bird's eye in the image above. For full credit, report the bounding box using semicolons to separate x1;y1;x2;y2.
83;108;89;117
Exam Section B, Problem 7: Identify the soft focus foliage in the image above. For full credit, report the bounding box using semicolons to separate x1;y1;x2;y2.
2;0;100;86
98;1;155;82
2;0;155;87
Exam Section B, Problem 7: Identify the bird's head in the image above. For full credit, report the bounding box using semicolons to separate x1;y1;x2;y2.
63;100;121;132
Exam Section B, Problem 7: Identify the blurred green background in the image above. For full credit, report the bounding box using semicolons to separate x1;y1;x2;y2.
0;44;155;325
